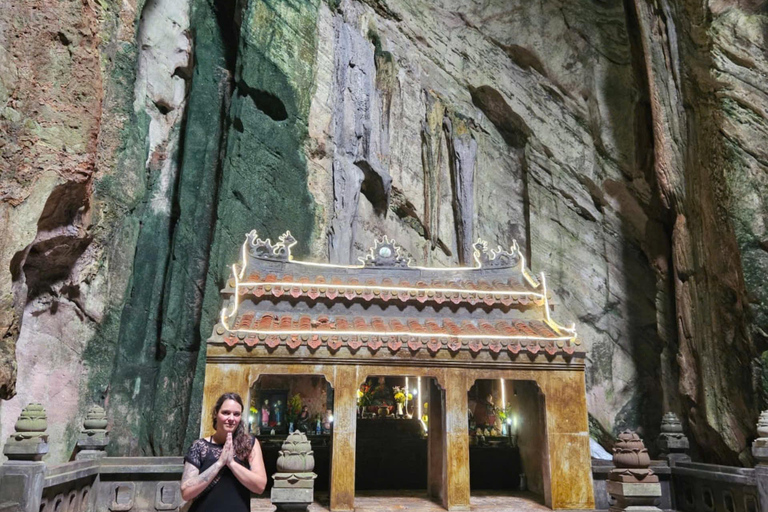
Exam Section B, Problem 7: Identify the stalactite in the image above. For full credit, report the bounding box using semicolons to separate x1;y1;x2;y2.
328;10;392;264
420;90;445;251
442;112;477;266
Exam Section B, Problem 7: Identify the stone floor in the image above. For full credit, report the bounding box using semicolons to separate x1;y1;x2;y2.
252;490;553;511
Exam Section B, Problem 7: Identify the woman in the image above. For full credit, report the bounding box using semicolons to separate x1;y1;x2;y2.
181;393;267;510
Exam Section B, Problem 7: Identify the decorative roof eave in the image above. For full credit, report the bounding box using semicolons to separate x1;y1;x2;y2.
210;325;582;358
226;274;549;307
217;231;578;348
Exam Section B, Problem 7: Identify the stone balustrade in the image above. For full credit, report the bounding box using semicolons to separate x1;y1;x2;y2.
4;404;768;512
0;404;184;512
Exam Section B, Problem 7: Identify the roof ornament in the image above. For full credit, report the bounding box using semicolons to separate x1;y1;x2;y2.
473;238;522;269
247;230;297;262
360;236;412;268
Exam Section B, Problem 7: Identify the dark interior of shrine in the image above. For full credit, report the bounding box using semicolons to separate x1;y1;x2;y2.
247;375;547;499
249;375;334;493
468;379;547;499
355;376;431;491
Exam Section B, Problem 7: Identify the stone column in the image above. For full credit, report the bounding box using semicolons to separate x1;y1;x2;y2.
657;412;689;466
427;378;446;504
443;369;470;511
540;371;595;509
751;410;768;508
75;405;110;460
272;431;317;511
329;365;358;511
0;404;49;512
607;431;662;512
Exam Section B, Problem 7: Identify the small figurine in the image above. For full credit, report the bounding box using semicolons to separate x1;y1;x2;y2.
322;409;333;433
297;405;311;433
274;400;283;426
261;399;270;427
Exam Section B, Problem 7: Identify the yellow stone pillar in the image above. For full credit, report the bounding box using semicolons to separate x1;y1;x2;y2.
443;369;470;510
541;371;595;510
329;365;359;511
427;378;446;504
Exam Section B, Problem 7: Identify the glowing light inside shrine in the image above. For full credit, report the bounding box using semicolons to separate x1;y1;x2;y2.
500;378;506;412
417;377;422;427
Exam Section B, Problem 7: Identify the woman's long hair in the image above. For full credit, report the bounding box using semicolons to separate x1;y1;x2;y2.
211;393;252;461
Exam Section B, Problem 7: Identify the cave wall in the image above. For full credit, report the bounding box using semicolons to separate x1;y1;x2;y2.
0;0;766;465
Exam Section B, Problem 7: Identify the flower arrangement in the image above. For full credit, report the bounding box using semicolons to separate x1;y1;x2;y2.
393;386;412;404
286;393;303;424
357;383;373;407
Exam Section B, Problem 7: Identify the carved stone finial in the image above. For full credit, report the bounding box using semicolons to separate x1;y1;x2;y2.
658;412;689;463
359;236;411;268
607;430;661;512
472;238;524;269
271;431;317;511
4;403;49;461
76;405;110;458
246;230;296;262
752;410;768;464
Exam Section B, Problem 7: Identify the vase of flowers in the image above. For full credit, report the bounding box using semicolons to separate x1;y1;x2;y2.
393;386;411;418
357;383;373;417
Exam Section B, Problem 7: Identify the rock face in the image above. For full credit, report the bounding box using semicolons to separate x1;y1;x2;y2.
0;0;766;464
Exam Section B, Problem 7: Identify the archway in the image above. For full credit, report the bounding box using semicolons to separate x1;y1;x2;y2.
354;375;434;497
468;378;547;505
249;374;334;495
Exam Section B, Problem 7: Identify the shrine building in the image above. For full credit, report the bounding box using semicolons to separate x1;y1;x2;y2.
201;230;595;510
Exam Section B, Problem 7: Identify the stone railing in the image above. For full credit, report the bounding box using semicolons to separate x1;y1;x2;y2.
40;459;99;512
0;404;185;512
6;403;768;512
591;411;768;512
0;403;321;512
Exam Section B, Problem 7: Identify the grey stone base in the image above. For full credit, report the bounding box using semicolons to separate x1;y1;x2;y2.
609;507;662;512
271;487;313;512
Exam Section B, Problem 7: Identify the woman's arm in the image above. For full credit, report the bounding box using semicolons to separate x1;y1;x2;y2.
229;438;267;494
180;460;224;501
181;439;233;501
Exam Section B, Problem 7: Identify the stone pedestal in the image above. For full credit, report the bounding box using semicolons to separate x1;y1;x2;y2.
657;412;690;466
76;405;110;460
607;431;661;512
271;431;317;512
0;404;50;512
751;410;768;509
0;461;46;512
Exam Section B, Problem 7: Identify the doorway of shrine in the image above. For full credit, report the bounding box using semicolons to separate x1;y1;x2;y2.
248;374;334;494
354;375;433;492
468;379;547;502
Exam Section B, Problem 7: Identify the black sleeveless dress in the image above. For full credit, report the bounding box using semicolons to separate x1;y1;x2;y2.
184;437;252;512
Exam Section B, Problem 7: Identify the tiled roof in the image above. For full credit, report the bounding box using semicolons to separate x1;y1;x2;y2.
229;272;546;307
215;313;579;356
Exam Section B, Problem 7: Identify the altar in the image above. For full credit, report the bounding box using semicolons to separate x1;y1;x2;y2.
200;231;595;510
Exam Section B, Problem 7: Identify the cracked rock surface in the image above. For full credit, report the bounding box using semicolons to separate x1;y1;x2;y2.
0;0;766;465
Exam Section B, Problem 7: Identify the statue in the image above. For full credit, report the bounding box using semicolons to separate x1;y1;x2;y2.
473;394;497;429
322;409;333;433
261;399;271;427
275;400;283;426
371;377;393;406
297;405;311;433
